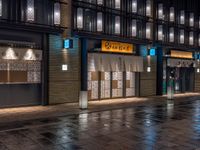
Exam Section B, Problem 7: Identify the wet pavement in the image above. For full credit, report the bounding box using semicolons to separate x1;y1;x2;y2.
0;99;200;150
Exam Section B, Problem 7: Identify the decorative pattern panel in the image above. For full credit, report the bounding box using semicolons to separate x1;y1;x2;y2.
112;72;123;98
126;72;136;97
88;71;99;100
101;72;111;99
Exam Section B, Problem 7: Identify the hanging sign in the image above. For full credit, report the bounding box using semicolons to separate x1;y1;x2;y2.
101;40;134;54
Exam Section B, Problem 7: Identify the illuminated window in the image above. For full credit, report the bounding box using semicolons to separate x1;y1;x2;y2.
115;16;120;34
146;0;152;17
77;8;83;29
131;19;137;37
199;34;200;46
189;13;194;27
115;0;120;9
169;7;175;22
97;12;103;32
158;25;163;41
158;4;164;20
169;27;174;43
179;29;184;44
180;10;185;25
27;0;35;21
199;16;200;29
189;32;194;45
54;3;61;25
132;0;137;13
97;0;103;5
146;22;152;39
0;0;2;17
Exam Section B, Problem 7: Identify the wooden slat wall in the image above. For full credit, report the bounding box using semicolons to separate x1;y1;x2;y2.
195;72;200;92
140;56;157;96
49;35;80;104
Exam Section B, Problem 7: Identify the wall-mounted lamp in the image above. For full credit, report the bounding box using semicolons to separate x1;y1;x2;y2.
62;64;68;71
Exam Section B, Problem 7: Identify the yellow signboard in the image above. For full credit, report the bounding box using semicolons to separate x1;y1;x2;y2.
171;50;193;59
101;40;134;54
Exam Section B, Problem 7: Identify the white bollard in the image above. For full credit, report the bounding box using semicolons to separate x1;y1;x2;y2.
79;91;88;109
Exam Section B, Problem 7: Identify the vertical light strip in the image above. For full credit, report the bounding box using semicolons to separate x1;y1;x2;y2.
158;25;163;41
189;13;194;27
131;19;137;37
0;0;2;17
169;7;175;22
132;0;137;13
97;12;103;32
189;32;194;45
199;34;200;46
77;8;83;29
158;4;163;20
115;16;120;34
54;3;61;25
169;27;174;42
27;0;35;21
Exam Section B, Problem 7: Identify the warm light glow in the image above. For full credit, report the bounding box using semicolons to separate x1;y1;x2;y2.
97;12;103;32
77;8;83;29
179;30;184;44
115;16;120;34
146;22;152;39
2;48;18;60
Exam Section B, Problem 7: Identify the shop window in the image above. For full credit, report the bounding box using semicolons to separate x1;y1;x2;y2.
54;3;61;25
77;8;83;29
97;12;103;32
169;7;175;22
146;0;152;17
146;22;152;39
189;13;194;27
115;0;121;9
158;25;163;41
179;29;184;44
131;19;137;37
189;32;194;45
26;0;35;22
180;10;185;25
158;3;164;20
115;16;120;34
169;27;174;43
132;0;137;13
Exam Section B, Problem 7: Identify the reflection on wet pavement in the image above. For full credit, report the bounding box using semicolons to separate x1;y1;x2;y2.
0;100;200;150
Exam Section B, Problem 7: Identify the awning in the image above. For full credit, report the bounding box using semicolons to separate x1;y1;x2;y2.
88;53;144;72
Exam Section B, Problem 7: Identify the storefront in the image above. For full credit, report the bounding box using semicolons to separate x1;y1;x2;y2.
163;50;195;94
87;40;143;100
0;47;43;107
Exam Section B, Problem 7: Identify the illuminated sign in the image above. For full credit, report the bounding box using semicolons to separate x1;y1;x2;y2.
149;48;156;56
171;50;193;59
101;40;134;54
64;39;73;49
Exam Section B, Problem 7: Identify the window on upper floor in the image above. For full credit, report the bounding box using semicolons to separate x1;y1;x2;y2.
131;19;137;37
146;22;152;39
158;3;164;20
146;0;152;17
97;0;103;5
179;10;185;25
115;16;120;34
54;3;61;25
158;25;163;41
169;27;174;43
115;0;121;9
77;8;83;29
26;0;35;22
179;29;184;44
97;12;103;32
198;34;200;46
169;7;175;22
0;0;2;17
189;13;194;27
189;31;194;45
132;0;137;13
